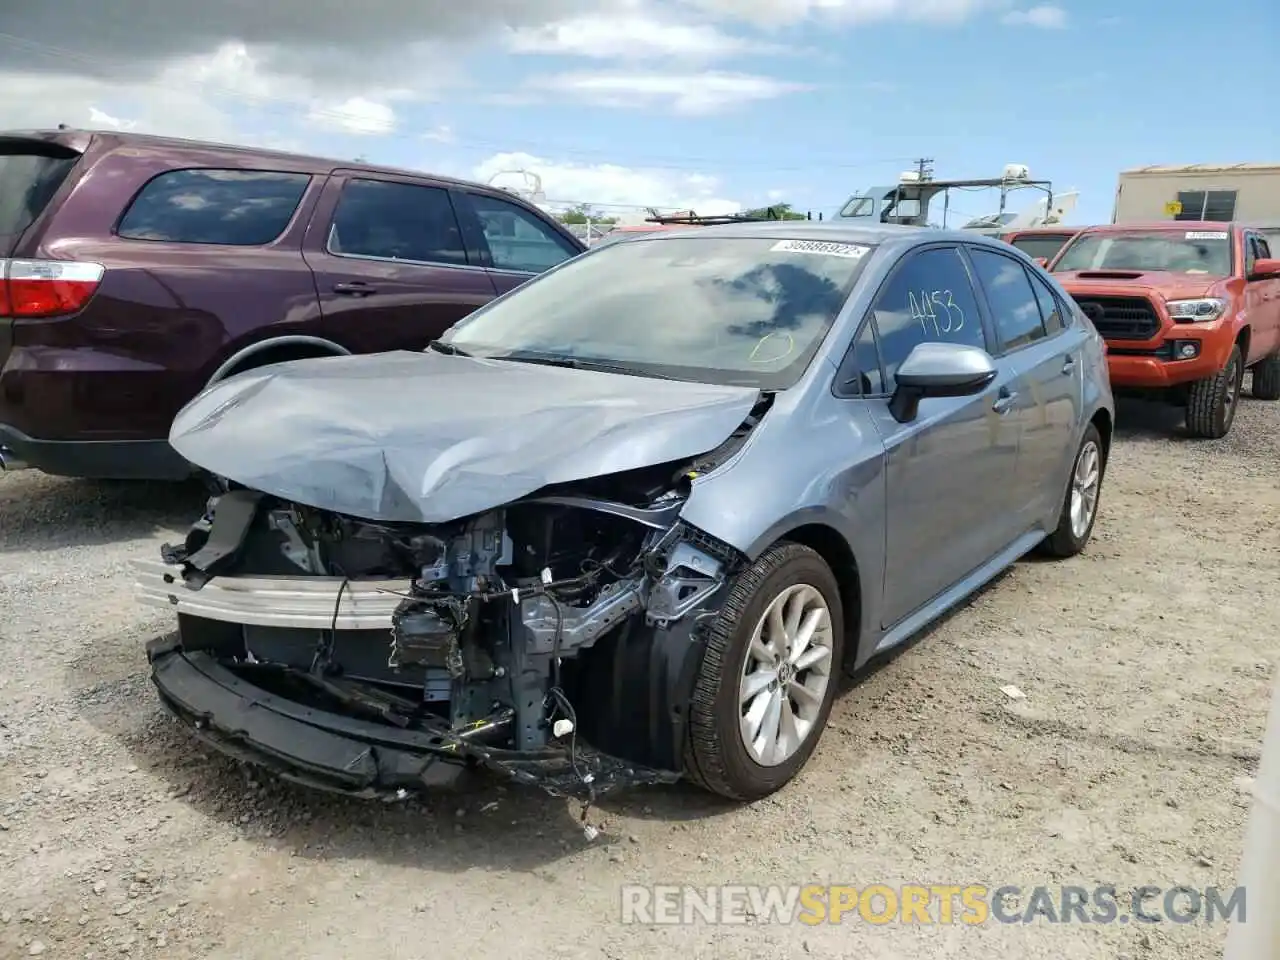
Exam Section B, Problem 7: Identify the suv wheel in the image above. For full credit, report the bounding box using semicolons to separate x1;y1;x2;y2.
684;542;844;801
1185;345;1243;439
1252;352;1280;401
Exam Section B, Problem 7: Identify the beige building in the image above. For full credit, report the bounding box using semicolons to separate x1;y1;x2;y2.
1112;163;1280;246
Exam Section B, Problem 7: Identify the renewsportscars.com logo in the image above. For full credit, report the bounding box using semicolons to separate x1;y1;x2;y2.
619;884;1247;926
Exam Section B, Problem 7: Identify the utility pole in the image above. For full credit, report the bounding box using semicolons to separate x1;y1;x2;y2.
914;157;934;181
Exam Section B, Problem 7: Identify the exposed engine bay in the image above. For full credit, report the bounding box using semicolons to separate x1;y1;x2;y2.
143;415;766;806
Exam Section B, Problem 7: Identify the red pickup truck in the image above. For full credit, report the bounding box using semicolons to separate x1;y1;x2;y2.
1049;222;1280;438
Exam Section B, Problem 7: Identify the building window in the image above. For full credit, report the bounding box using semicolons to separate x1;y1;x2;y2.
1173;189;1237;222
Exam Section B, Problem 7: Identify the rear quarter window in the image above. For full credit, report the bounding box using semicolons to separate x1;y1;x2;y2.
116;168;311;245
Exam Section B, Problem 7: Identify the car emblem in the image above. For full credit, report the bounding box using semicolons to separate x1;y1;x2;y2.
1079;301;1106;323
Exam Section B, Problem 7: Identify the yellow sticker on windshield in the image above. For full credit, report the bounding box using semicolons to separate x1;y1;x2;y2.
771;239;870;258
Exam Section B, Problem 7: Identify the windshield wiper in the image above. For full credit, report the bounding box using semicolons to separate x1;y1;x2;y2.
495;353;679;380
427;339;472;357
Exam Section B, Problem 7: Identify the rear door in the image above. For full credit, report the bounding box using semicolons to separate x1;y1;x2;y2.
964;246;1081;529
450;189;584;296
302;171;498;354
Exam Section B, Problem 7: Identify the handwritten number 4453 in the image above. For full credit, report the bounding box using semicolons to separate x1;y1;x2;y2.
909;290;965;336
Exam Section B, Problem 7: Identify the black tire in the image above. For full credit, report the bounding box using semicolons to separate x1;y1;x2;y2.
684;542;845;801
1041;423;1105;559
1252;353;1280;401
1185;345;1243;439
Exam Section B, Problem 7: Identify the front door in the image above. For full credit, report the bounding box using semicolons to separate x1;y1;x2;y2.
860;245;1023;628
965;246;1081;527
1244;233;1280;362
302;173;498;355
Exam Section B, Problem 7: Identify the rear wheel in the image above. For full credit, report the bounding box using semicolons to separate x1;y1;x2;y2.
1252;352;1280;401
1185;345;1243;438
684;542;844;801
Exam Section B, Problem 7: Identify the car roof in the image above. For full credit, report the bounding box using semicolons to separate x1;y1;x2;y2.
0;127;499;193
1077;220;1236;235
618;220;1006;248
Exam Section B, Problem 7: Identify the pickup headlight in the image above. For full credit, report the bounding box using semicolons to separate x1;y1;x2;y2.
1166;298;1227;322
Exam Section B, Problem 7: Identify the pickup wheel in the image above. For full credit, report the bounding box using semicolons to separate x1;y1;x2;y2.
683;542;844;802
1041;423;1104;558
1185;345;1243;439
1251;353;1280;401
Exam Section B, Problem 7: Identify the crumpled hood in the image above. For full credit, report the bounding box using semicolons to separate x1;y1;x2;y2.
170;350;760;523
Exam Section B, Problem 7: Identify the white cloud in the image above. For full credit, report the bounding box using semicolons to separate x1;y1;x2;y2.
505;13;784;60
685;0;990;27
422;124;456;143
87;106;137;130
1000;5;1067;27
307;96;398;136
530;70;811;114
472;151;741;215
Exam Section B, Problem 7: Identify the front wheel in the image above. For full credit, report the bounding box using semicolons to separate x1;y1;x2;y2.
684;542;845;801
1185;345;1243;438
1041;423;1105;558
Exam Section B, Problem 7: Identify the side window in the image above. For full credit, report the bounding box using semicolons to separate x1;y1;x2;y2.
1258;236;1273;259
1244;235;1259;277
872;246;986;388
466;193;578;273
968;247;1046;352
1026;268;1065;335
840;319;884;395
117;169;310;245
327;179;467;266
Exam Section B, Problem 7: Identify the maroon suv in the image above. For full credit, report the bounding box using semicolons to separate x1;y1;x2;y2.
0;129;586;480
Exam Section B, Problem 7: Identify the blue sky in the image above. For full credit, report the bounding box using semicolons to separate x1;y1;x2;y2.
3;0;1278;223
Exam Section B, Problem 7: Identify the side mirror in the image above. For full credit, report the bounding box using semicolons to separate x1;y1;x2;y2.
888;342;998;423
1033;256;1049;268
1249;257;1280;281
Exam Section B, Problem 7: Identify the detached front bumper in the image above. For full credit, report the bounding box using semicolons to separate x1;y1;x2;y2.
146;636;680;802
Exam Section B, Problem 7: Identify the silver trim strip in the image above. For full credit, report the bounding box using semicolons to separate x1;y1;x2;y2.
132;558;408;631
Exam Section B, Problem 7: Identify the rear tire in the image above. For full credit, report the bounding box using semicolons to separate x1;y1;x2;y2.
684;542;844;801
1185;345;1243;438
1252;353;1280;401
1042;423;1105;559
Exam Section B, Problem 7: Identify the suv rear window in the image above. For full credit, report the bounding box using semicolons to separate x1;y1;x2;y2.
0;144;80;252
1007;234;1073;262
117;168;310;245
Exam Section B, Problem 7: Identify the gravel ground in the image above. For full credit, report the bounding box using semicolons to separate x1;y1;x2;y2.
1;389;1276;960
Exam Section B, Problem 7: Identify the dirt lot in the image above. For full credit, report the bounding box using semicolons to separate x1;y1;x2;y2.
1;390;1276;960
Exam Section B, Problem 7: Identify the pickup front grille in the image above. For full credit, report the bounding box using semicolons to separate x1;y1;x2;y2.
1070;295;1161;341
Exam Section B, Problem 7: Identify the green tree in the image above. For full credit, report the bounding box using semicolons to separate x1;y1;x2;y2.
559;203;617;225
741;203;808;220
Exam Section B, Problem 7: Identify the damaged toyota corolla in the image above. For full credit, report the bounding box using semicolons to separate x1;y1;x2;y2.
135;223;1114;807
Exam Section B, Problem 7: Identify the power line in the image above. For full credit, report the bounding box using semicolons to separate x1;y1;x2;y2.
0;31;917;175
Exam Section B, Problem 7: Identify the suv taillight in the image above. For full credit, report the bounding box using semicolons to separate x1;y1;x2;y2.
0;258;105;318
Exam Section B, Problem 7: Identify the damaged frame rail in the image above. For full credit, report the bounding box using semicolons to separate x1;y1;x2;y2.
134;486;740;803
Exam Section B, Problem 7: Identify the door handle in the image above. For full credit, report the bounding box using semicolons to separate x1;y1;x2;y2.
333;281;376;296
1061;355;1076;375
991;389;1018;415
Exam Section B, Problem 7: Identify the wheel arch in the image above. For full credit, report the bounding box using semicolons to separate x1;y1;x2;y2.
763;520;864;669
206;335;351;385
